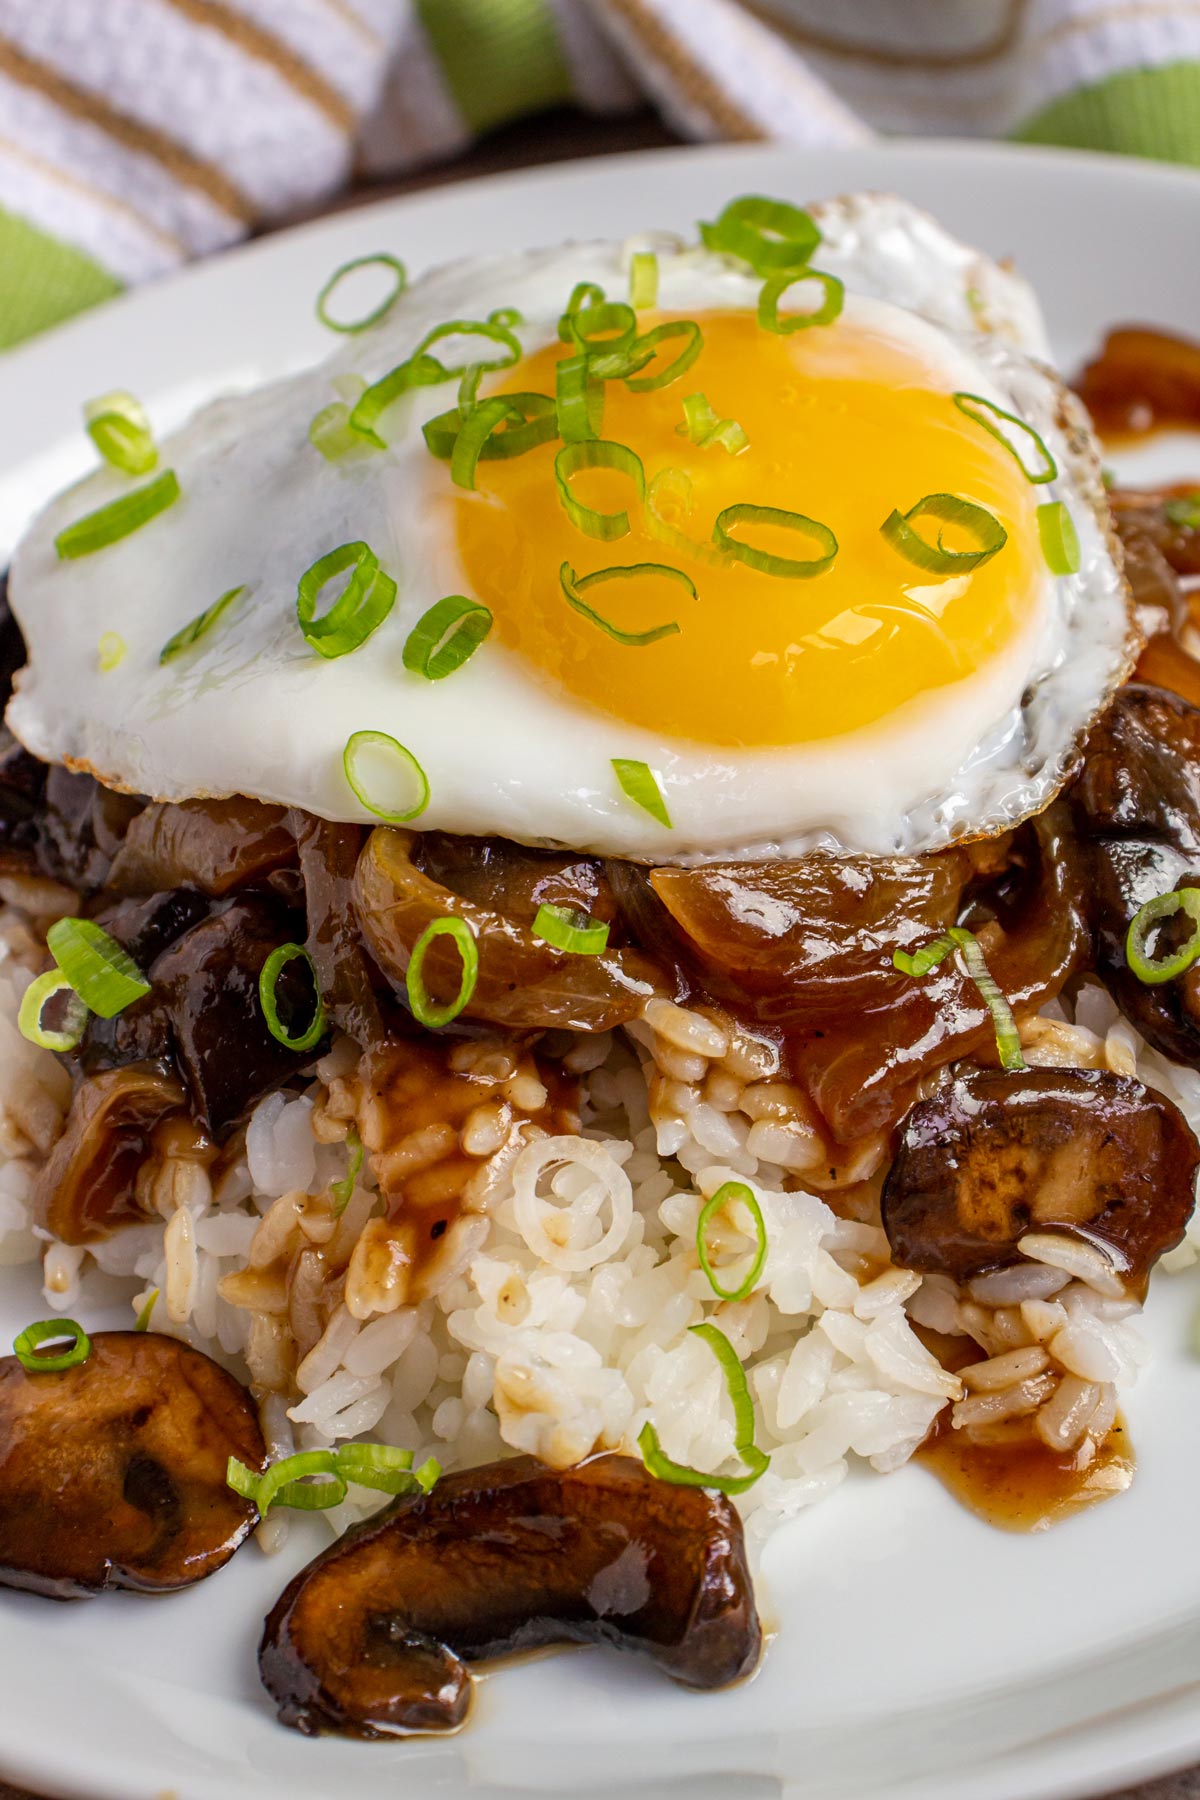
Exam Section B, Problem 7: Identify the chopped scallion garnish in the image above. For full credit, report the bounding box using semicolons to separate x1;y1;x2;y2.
532;902;610;956
557;281;606;342
556;353;602;444
424;391;556;464
1037;501;1081;575
713;502;838;579
879;493;1007;574
1165;494;1200;529
134;1288;159;1332
331;1127;363;1216
624;319;702;392
699;194;820;275
697;1181;768;1303
555;439;645;541
54;469;180;560
14;1318;91;1374
84;391;157;476
342;730;430;823
228;1443;440;1515
315;253;407;334
349;350;449;449
97;632;126;672
758;268;844;335
46;917;149;1019
1125;887;1200;986
309;399;370;463
629;251;659;309
406;915;478;1028
450;395;525;489
402;594;492;680
160;583;246;664
16;969;87;1052
638;1322;770;1495
612;758;671;828
564;299;637;358
296;542;396;659
487;306;524;329
258;942;326;1053
952;392;1057;485
560;560;691;647
893;926;1025;1070
677;391;748;454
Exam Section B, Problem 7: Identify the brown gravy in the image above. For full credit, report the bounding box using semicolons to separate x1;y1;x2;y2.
1076;325;1200;443
918;1409;1134;1532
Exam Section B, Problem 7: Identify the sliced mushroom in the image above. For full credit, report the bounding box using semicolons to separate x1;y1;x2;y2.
289;810;381;1045
354;828;667;1033
882;1067;1199;1290
33;1064;187;1244
0;1330;264;1598
260;1453;761;1738
105;796;297;898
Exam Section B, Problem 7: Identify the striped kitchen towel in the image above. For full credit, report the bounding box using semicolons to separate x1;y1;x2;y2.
2;0;1200;349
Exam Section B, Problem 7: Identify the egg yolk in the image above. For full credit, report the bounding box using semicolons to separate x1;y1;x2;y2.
449;309;1043;748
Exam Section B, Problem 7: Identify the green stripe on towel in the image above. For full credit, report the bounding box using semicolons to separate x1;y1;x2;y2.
0;206;122;350
415;0;571;136
1014;60;1200;166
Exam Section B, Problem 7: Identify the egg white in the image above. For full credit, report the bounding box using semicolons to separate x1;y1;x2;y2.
6;197;1133;861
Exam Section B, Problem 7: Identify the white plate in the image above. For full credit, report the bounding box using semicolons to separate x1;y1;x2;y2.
2;140;1200;1800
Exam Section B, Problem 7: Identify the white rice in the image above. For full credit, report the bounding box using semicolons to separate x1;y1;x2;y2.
0;885;1190;1553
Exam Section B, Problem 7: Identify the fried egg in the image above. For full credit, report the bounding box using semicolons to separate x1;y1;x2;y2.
6;194;1135;861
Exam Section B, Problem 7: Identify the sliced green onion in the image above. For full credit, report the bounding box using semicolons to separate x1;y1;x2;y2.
564;300;637;357
1125;887;1200;985
1165;494;1200;529
457;363;485;414
758;268;844;335
54;469;180;560
309;399;370;463
84;391;157;476
403;594;492;679
637;1321;770;1495
424;391;556;463
560;560;691;647
699;194;821;275
335;1443;441;1496
893;925;1025;1071
952;392;1057;485
258;942;326;1053
296;543;396;659
488;306;524;329
713;503;838;579
556;353;603;444
416;318;521;377
629;251;659;309
47;917;149;1019
555;440;645;541
343;729;429;822
624;319;702;393
228;1449;347;1516
677;391;748;454
532;901;610;955
331;1127;363;1216
97;632;126;672
1037;501;1081;575
159;583;245;664
646;468;733;569
697;1181;768;1303
316;253;406;334
134;1288;159;1332
406;915;478;1028
451;396;525;489
557;280;606;341
349;350;449;449
14;1318;91;1373
612;757;671;828
880;493;1007;574
17;969;88;1053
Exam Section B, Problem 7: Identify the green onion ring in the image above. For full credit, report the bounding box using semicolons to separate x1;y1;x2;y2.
1165;494;1200;529
309;399;367;463
555;439;645;540
450;395;525;489
564;299;637;356
758;268;844;335
1125;888;1200;985
84;390;157;476
14;1318;91;1374
629;251;659;309
557;280;606;342
315;253;407;334
559;560;691;646
159;583;246;664
879;493;1007;574
296;542;396;658
47;917;149;1019
1037;501;1081;575
406;915;479;1028
893;926;1025;1070
349;351;450;449
638;1321;770;1495
403;594;493;679
258;942;326;1053
423;391;556;463
625;319;703;393
645;468;733;568
17;969;88;1052
952;392;1057;485
342;730;430;823
134;1288;159;1332
699;194;821;275
713;502;838;579
330;1127;363;1216
54;469;180;560
488;305;524;328
677;391;749;454
612;757;672;828
556;353;603;443
415;317;520;376
228;1449;346;1515
97;632;126;671
696;1181;768;1302
532;901;611;956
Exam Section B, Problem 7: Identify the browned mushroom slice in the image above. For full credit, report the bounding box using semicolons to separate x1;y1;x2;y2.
260;1453;761;1738
33;1064;187;1244
105;795;297;897
0;1331;265;1598
882;1067;1199;1289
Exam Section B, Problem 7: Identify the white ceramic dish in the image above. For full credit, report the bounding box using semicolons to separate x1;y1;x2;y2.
1;139;1199;1800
